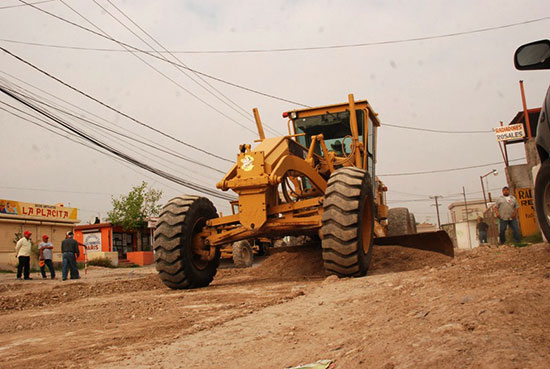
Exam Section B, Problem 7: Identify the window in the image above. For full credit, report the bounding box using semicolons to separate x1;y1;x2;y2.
294;110;364;157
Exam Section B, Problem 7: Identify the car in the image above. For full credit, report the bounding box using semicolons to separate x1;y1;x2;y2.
514;39;550;240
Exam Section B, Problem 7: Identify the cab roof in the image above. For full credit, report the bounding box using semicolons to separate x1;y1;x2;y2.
284;99;381;127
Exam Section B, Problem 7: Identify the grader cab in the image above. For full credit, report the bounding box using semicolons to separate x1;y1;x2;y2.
154;94;453;289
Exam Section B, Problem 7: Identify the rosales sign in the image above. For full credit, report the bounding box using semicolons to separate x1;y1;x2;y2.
495;124;525;142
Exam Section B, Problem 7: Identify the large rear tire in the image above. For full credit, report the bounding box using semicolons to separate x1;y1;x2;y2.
154;196;220;289
388;207;412;236
232;240;254;268
535;160;550;241
321;167;375;277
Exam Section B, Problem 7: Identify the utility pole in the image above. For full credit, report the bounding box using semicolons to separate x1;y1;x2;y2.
463;186;472;249
430;195;442;229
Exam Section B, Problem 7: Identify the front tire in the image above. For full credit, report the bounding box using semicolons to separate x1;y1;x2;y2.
321;167;375;277
232;240;254;268
535;160;550;241
154;196;220;289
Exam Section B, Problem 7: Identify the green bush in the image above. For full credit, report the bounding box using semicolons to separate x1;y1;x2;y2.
52;261;84;270
117;262;140;268
88;257;115;268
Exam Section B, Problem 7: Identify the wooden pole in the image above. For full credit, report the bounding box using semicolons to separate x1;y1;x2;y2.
519;80;532;139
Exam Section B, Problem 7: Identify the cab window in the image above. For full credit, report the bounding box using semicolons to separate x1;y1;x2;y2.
294;110;364;157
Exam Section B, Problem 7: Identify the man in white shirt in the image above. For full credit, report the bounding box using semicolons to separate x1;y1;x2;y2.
15;230;33;280
495;186;521;244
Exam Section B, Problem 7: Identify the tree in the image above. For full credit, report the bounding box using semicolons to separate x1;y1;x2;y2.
107;182;163;230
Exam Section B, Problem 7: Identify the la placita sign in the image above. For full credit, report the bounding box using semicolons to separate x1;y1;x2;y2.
0;199;78;222
495;124;525;142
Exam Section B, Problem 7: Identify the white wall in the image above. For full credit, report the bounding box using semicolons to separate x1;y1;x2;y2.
455;221;480;249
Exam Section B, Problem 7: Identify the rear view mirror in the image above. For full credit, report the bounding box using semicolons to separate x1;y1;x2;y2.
514;39;550;70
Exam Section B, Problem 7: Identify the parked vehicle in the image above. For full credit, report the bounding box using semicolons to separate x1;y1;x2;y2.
514;39;550;240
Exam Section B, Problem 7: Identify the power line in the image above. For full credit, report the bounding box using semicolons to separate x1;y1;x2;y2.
16;1;309;107
0;0;54;9
3;15;548;54
0;102;135;167
384;122;491;134
1;82;227;175
1;102;232;210
100;0;283;137
0;46;496;138
58;0;259;138
0;72;226;183
0;185;112;196
1;85;237;201
379;158;522;177
0;71;223;173
1;46;234;163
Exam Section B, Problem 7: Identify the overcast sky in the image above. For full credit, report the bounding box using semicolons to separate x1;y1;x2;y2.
1;0;549;225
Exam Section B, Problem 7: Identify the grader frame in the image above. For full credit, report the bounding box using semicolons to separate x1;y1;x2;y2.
154;94;453;289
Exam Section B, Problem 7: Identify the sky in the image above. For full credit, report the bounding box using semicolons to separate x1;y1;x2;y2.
1;0;549;225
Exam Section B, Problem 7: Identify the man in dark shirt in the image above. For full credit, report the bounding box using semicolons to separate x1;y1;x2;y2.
61;231;80;280
476;217;489;244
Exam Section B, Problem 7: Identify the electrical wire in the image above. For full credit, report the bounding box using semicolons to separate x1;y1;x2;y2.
3;16;548;54
0;103;134;166
100;0;283;137
1;90;224;188
0;81;226;176
16;1;309;107
0;0;54;9
0;71;227;183
1;46;234;163
1;85;237;201
379;158;522;177
388;186;503;199
1;103;233;211
2;3;500;137
0;52;505;137
384;122;492;134
0;70;226;174
59;0;259;138
0;185;112;196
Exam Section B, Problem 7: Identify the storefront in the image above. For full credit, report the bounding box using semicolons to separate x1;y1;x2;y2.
74;222;154;266
0;198;79;267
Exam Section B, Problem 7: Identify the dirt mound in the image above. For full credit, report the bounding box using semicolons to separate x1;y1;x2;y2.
247;244;452;279
370;245;453;274
0;274;164;312
250;246;325;279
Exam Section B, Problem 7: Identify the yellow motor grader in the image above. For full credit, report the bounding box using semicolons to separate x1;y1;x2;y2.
154;94;453;289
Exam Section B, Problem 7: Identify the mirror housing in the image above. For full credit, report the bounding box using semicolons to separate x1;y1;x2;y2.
514;39;550;70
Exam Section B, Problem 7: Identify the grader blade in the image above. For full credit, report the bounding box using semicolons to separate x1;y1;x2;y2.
374;230;454;257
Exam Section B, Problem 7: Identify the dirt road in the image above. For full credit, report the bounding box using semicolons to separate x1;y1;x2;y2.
1;243;549;369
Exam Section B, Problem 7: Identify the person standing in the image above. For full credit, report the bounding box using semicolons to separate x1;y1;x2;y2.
15;230;33;280
495;186;521;244
39;235;56;279
476;217;489;244
61;231;80;280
